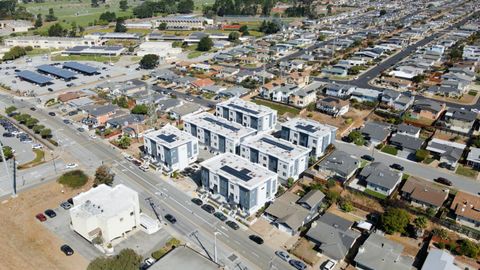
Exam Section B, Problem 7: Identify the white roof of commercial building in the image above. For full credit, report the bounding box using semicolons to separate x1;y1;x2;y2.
282;117;337;138
71;184;138;220
243;134;310;162
144;124;197;149
217;98;277;116
184;112;256;141
200;153;277;190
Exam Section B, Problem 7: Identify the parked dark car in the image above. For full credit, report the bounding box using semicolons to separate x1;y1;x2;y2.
63;119;71;124
434;177;452;186
289;259;307;270
36;213;47;222
30;107;36;111
2;132;13;137
214;212;227;221
60;244;74;256
60;201;72;210
201;204;215;214
249;235;264;245
68;110;78;116
48;88;54;92
191;198;203;206
390;163;404;171
226;220;239;230
77;127;85;132
67;198;74;205
44;209;56;218
48;112;56;116
361;155;374;161
164;214;177;224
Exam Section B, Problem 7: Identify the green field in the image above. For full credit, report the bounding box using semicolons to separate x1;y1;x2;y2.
252;99;300;116
52;54;120;62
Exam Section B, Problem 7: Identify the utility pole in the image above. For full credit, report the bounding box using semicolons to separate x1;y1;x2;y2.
0;140;15;197
214;231;220;264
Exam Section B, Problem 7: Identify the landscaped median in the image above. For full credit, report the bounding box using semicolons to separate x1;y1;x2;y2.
17;149;45;170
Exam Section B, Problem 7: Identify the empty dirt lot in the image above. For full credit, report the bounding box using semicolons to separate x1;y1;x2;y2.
0;181;89;270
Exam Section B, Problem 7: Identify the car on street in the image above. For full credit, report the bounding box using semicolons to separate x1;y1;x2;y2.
77;127;85;132
361;155;374;161
30;107;36;111
60;244;74;256
191;198;203;206
35;213;47;222
60;201;72;210
2;132;13;137
201;204;215;214
44;209;56;218
249;235;264;245
47;88;53;92
214;212;227;221
390;163;404;171
48;112;56;116
289;259;307;270
322;259;337;270
68;111;78;116
164;214;177;224
63;119;71;124
65;163;78;169
32;144;43;149
141;257;156;269
226;220;239;230
434;177;452;186
275;250;290;262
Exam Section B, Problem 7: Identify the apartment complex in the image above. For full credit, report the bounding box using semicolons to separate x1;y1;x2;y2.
200;153;278;215
183;112;256;154
240;134;310;183
280;118;337;158
144;124;199;172
215;98;277;132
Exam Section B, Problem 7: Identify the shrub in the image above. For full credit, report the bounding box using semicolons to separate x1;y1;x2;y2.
380;208;410;234
57;170;88;189
151;248;168;260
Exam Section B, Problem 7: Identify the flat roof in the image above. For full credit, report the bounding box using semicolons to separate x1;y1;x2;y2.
184;112;255;141
217;98;276;116
16;70;52;85
37;64;77;79
282;117;337;138
144;124;197;149
200;153;276;189
149;246;220;270
63;62;98;74
243;134;310;162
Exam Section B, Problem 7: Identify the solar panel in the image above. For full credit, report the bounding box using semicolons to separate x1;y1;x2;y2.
37;65;76;79
260;137;294;151
16;70;52;85
220;165;252;181
295;124;318;133
203;117;240;132
63;62;98;75
228;104;259;115
157;134;177;143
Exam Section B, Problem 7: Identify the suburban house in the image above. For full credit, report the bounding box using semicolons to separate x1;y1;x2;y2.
289;82;322;108
360;121;391;146
191;78;215;89
306;212;360;261
261;83;299;103
426;138;466;168
324;83;354;98
350;88;381;103
81;104;119;127
450;191;480;229
401;177;448;210
106;114;145;130
316;150;360;182
70;184;140;244
440;107;477;135
409;99;446;121
264;190;324;235
421;249;460;270
316;97;350;117
389;133;425;157
466;147;480;170
359;162;402;196
396;124;421;138
169;102;204;120
354;232;414;270
380;90;415;112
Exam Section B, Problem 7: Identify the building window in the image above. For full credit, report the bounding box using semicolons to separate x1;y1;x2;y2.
130;212;134;216
120;217;124;222
263;156;267;161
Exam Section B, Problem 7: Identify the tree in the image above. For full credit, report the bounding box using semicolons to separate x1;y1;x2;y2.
379;9;387;16
262;0;274;16
348;65;362;75
45;7;57;21
340;200;353;212
139;54;159;69
239;25;248;33
412;74;426;84
15;113;31;124
259;20;280;34
119;0;128;11
91;0;98;7
0;146;13;162
3;46;26;60
158;22;167;30
99;11;116;22
115;17;127;32
40;128;52;138
413;216;428;229
460;239;480;258
228;31;240;42
197;36;213;51
380;208;410;234
348;130;364;146
94;165;115;186
415;149;429;162
5;105;16;114
317;34;326;41
25;117;39;128
88;249;141;270
48;23;65;37
131;104;148;115
114;96;129;108
286;177;294;188
33;124;45;134
177;0;194;14
34;13;42;28
117;135;131;149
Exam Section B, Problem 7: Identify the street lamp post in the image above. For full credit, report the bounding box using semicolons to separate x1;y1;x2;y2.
214;231;220;264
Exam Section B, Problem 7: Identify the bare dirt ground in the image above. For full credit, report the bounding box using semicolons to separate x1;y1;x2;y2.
0;181;89;270
301;108;371;138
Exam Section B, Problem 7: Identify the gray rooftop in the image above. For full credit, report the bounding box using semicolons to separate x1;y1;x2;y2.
359;162;401;190
317;151;359;179
390;133;424;150
243;134;310;163
421;249;460;270
144;124;197;149
149;246;220;270
282;118;337;139
265;192;310;231
81;104;118;117
217;98;276;116
361;121;390;142
396;124;421;135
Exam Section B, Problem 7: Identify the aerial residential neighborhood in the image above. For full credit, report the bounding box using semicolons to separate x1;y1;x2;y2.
0;0;479;270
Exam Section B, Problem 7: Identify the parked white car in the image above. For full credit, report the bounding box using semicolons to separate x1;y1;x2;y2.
65;163;78;169
31;143;43;149
322;259;337;270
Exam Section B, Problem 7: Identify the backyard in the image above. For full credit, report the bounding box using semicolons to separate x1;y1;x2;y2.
251;98;301;116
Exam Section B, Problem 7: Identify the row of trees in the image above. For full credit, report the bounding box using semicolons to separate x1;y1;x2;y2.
0;0;34;20
2;46;30;61
203;0;275;17
133;0;194;19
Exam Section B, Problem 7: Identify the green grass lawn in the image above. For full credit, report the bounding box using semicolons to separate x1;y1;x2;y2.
52;54;120;62
201;92;216;99
402;173;410;181
252;99;300;116
456;165;478;178
17;149;45;170
381;145;398;156
364;189;387;200
26;48;53;56
468;90;478;96
187;51;203;59
360;160;369;168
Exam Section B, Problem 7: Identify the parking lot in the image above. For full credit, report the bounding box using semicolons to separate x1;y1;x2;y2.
0;125;35;164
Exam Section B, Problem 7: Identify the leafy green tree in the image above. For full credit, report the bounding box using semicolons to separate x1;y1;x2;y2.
379;9;387;16
94;165;115;186
228;31;240;41
340;200;353;212
5;106;16;114
317;34;326;41
115;17;127;32
348;130;364;146
45;7;57;21
286;177;294;188
25;117;39;128
16;113;31;124
119;0;128;11
2;46;26;60
412;74;426;84
48;23;65;37
117;135;131;149
158;22;167;30
34;13;42;28
99;11;116;22
33;124;45;134
261;0;274;16
177;0;194;14
380;208;410;234
348;65;362;75
197;36;213;51
460;239;480;258
40;128;52;138
239;25;248;33
415;149;429;162
259;20;281;34
413;216;428;229
114;96;129;108
0;146;13;162
139;54;159;69
131;104;148;115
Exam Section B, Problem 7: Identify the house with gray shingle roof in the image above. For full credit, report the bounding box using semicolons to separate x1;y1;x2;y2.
360;121;391;146
316;151;360;182
467;147;480;170
359;162;402;196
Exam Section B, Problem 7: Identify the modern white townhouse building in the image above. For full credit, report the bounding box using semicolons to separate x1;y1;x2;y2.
183;112;256;154
280;118;337;158
240;134;310;183
143;124;199;172
215;98;277;132
200;153;278;215
70;184;140;244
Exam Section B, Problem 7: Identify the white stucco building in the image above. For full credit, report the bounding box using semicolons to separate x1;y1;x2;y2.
215;98;277;132
4;36;103;49
136;41;182;60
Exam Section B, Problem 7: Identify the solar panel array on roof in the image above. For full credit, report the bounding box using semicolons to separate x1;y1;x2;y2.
295;124;318;133
62;62;98;75
203;116;240;132
228;104;259;115
37;65;77;79
220;165;252;181
157;134;177;143
260;137;294;151
16;70;52;85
